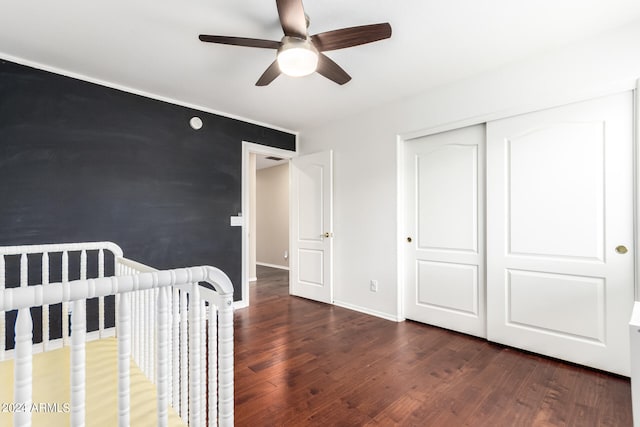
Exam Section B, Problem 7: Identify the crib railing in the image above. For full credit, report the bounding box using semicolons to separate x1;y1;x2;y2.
0;241;124;358
0;242;234;427
117;256;235;427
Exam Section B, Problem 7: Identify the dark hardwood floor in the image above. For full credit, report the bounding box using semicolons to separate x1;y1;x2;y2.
234;266;633;426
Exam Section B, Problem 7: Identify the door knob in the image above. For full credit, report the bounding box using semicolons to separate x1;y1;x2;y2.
324;232;333;238
407;237;412;243
616;245;628;254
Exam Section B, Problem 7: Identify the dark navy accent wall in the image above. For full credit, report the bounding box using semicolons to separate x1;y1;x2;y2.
0;59;296;303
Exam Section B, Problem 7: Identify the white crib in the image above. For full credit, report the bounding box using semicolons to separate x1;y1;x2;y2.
0;242;234;427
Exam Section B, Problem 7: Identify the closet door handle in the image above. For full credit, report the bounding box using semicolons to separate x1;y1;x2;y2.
616;245;628;254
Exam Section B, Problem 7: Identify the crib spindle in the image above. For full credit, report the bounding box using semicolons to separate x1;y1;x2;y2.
166;286;172;407
98;249;105;338
208;305;218;426
142;289;153;378
118;292;131;427
148;288;153;381
150;287;156;382
80;250;87;280
179;289;188;422
189;283;202;427
98;249;104;277
200;299;206;427
0;255;5;361
156;287;169;427
171;287;179;408
126;265;135;367
71;299;86;427
136;284;147;375
149;288;154;380
138;279;144;371
141;287;147;378
42;252;50;352
218;294;234;426
20;253;28;288
135;285;141;369
62;251;70;346
14;308;33;427
129;285;134;367
115;262;122;344
169;288;180;407
137;278;144;375
130;284;134;366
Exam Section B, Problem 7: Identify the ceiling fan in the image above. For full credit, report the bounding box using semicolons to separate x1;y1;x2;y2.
198;0;392;86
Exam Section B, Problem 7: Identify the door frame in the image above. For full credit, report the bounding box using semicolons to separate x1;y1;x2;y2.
635;78;640;301
240;141;296;308
397;80;640;323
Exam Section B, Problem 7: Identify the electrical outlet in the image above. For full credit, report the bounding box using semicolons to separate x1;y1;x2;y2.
370;280;378;292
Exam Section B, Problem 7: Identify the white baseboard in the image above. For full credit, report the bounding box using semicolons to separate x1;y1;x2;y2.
256;262;290;271
249;277;257;282
333;300;403;322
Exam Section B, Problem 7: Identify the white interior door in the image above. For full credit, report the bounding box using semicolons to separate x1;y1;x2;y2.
404;124;486;338
290;150;333;303
486;92;634;375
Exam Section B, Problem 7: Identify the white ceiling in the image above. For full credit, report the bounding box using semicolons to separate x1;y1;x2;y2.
1;1;640;133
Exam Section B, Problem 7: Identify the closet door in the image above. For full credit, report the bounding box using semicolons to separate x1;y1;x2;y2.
486;92;634;375
404;124;485;338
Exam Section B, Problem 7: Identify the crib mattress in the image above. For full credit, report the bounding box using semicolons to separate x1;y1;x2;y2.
0;337;186;426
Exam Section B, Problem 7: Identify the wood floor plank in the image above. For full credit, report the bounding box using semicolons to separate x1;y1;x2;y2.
235;266;633;426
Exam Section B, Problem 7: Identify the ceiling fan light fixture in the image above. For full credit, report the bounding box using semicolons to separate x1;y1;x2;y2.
198;0;392;86
277;37;318;77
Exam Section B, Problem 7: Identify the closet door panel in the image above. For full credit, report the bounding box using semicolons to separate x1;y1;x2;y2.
404;124;486;338
486;91;634;375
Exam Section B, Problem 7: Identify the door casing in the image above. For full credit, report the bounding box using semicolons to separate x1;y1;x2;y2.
240;141;295;308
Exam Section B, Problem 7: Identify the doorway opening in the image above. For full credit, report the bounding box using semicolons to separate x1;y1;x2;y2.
254;155;290;273
241;141;294;308
252;264;290;302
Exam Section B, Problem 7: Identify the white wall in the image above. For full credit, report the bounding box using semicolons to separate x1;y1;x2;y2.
298;20;640;320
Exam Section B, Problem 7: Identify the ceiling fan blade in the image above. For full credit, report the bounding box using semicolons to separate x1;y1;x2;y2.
275;0;307;39
316;54;351;85
311;23;392;52
256;61;281;86
199;35;281;49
